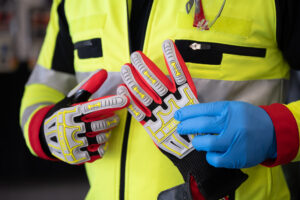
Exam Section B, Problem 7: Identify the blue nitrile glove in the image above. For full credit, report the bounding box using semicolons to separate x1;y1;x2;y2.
175;101;277;169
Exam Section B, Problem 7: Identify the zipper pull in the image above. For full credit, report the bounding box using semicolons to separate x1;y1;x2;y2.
189;42;211;50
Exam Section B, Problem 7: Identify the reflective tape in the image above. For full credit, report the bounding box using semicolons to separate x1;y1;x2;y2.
21;102;53;130
76;71;286;106
27;65;77;95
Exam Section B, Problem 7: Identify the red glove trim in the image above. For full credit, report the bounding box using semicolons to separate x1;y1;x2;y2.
28;105;57;161
80;69;107;94
260;103;299;167
172;40;198;97
138;51;175;93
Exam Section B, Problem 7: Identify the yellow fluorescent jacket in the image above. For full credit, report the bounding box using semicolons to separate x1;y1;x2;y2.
19;0;300;199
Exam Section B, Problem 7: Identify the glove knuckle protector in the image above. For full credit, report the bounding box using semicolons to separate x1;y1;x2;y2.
42;70;129;165
118;40;248;200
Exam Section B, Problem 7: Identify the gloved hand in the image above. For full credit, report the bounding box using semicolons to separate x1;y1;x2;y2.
41;69;129;164
175;101;277;169
117;39;248;200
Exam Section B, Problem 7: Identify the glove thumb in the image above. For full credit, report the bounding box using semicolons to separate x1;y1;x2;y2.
67;69;108;104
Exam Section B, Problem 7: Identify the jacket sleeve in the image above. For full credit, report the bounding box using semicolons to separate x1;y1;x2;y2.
19;0;77;159
257;0;300;167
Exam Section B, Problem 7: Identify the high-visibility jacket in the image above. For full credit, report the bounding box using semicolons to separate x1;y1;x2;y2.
20;0;300;199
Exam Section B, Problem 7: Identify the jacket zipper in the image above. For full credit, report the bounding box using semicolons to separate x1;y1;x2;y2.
175;40;266;65
210;42;266;57
119;113;131;200
119;2;131;200
178;40;266;57
119;1;153;200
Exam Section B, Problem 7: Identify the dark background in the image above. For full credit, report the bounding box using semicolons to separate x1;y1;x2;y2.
0;0;89;199
0;64;89;200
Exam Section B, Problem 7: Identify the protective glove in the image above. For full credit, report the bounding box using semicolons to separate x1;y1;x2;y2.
175;101;277;169
117;39;248;200
40;69;129;164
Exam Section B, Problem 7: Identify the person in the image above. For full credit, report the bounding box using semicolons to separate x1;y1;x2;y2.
19;0;300;199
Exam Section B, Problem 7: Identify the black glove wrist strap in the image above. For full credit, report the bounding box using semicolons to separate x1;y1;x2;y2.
38;97;72;160
39;111;56;159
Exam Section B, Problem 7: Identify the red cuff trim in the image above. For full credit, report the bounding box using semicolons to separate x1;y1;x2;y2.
28;105;56;161
260;103;299;167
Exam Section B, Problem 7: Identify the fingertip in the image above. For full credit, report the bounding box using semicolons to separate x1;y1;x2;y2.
176;122;184;133
176;124;182;134
122;95;131;107
79;69;108;95
162;39;173;49
174;110;182;121
176;121;192;135
206;152;235;168
206;152;223;168
192;136;204;151
174;106;193;121
174;104;204;120
176;124;189;136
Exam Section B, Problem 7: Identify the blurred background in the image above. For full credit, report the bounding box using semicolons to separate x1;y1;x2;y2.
0;0;300;200
0;0;89;199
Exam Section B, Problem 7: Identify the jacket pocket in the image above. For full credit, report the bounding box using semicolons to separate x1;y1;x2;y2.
74;38;103;59
175;40;266;65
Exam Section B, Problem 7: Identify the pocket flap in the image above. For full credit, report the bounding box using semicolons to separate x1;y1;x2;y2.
74;38;103;59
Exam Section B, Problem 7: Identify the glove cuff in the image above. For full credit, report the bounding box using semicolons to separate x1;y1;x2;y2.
157;182;193;200
260;103;299;167
165;150;248;200
28;105;57;161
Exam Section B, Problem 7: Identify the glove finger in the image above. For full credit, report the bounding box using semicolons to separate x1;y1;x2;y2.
88;115;120;132
68;69;108;103
121;64;162;105
131;51;174;95
96;132;111;144
177;116;224;135
86;131;111;151
162;39;197;97
98;142;109;158
78;95;129;118
87;131;111;152
117;84;149;120
206;152;236;168
192;134;228;152
175;101;228;121
86;141;109;162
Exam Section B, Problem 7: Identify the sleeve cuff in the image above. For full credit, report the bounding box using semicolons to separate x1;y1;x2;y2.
260;103;299;167
28;105;57;161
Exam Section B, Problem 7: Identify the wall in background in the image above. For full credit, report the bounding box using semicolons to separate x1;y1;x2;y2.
0;1;89;199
